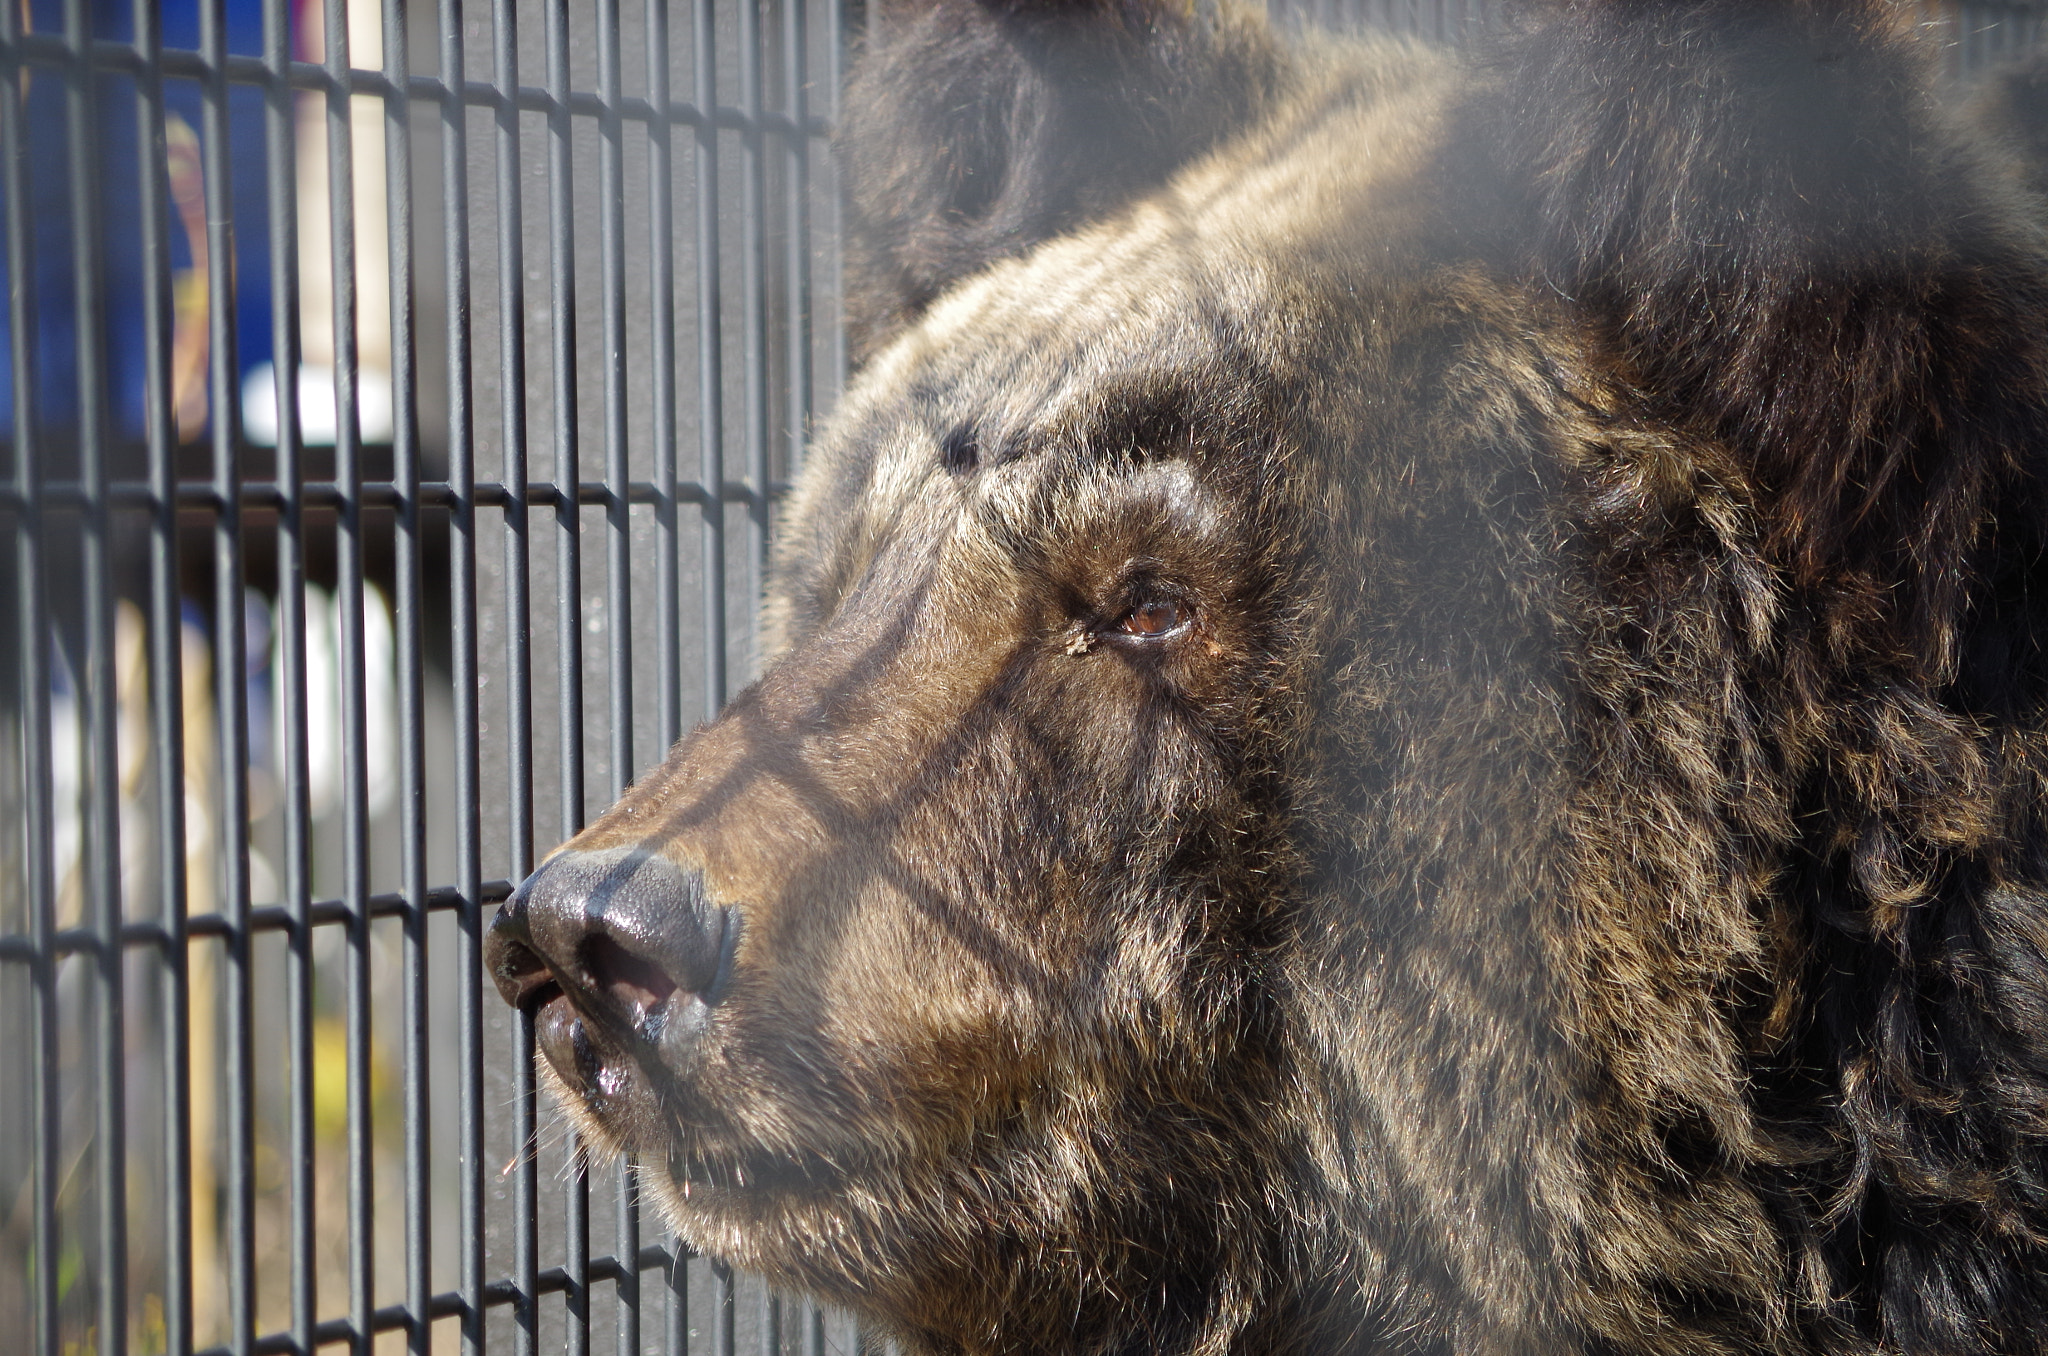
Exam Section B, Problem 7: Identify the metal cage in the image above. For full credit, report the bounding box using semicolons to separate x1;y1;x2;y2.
1;3;2043;1356
0;1;843;1353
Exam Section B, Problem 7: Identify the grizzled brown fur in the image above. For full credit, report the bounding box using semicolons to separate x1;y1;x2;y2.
486;2;2048;1352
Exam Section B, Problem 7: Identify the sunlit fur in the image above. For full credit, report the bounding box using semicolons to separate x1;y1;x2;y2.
522;2;2048;1352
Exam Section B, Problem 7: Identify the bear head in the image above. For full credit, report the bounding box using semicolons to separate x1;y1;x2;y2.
487;2;2048;1352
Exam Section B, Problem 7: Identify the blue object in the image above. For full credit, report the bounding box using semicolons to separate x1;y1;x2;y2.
0;0;277;448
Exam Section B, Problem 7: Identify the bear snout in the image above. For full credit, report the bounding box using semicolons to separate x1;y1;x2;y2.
487;848;740;1092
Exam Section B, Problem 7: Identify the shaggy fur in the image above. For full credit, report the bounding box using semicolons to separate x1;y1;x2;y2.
486;2;2048;1352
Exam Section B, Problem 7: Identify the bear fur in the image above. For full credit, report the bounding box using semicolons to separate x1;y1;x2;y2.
486;2;2048;1352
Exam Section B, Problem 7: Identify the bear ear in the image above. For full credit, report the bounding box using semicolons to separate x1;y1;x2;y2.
836;0;1284;363
1470;0;2048;678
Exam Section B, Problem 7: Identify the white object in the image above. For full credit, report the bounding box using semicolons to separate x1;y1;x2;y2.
241;362;395;448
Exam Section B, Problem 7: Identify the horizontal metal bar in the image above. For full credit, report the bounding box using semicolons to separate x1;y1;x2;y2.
5;32;830;139
0;478;792;515
185;1244;691;1356
0;880;517;962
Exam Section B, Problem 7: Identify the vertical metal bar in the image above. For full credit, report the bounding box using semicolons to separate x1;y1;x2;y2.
196;0;256;1349
825;0;845;391
490;2;539;1353
492;0;532;891
761;1290;781;1356
736;0;768;657
131;4;193;1353
544;0;583;843
542;0;592;1329
666;1246;689;1356
491;0;532;880
647;0;682;754
783;0;812;484
260;3;315;1354
61;0;130;1348
380;1;433;1351
618;1163;642;1356
493;0;533;882
320;1;375;1351
1;3;58;1352
693;0;726;720
567;1135;590;1356
712;1259;735;1356
597;0;632;794
437;4;485;1356
593;2;646;1340
514;1006;540;1356
804;1305;825;1356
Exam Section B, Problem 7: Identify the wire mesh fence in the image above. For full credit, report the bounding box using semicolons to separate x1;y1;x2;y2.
2;2;2044;1356
0;0;844;1352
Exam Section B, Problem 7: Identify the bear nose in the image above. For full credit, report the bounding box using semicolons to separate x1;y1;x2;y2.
486;848;738;1045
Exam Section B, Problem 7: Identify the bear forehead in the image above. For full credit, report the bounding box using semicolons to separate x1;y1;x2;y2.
838;35;1465;487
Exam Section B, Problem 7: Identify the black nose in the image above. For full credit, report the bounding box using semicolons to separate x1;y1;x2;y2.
486;848;738;1053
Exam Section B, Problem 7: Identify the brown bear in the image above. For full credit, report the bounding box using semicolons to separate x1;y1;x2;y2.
485;2;2048;1352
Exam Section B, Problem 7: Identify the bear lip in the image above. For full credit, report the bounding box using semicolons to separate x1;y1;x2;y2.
528;923;739;1142
534;990;677;1136
534;989;602;1093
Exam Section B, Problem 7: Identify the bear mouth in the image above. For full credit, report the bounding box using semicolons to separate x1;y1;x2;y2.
497;893;866;1200
527;982;671;1129
506;909;741;1141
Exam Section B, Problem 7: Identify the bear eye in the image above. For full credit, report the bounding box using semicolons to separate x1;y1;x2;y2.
1117;599;1188;639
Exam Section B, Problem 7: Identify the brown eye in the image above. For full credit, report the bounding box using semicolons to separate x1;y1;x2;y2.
1118;599;1188;638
